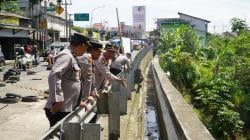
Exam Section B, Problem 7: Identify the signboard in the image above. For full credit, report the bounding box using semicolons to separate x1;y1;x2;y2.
56;5;64;15
47;7;56;12
74;13;89;21
132;6;146;32
39;17;47;29
0;16;19;26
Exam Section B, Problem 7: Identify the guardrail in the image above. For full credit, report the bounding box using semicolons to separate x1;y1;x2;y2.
40;46;152;140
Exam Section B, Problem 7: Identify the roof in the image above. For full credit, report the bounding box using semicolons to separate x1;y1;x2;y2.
47;13;66;20
0;11;30;20
178;12;210;23
0;24;35;31
157;18;190;23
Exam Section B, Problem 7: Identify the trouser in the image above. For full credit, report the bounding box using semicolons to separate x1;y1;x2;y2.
110;67;122;75
44;108;70;127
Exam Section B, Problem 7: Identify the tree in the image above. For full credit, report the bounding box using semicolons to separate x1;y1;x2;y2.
230;18;247;33
0;0;20;13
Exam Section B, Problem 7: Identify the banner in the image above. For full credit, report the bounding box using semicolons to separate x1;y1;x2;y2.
133;6;146;32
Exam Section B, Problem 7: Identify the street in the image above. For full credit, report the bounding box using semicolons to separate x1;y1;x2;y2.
0;62;49;140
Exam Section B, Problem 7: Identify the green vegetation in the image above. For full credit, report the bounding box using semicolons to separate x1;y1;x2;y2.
0;0;20;14
157;21;250;139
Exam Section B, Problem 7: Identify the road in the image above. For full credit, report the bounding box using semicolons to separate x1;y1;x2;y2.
0;62;50;140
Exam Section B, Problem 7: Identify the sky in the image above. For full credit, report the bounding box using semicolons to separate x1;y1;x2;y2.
68;0;250;33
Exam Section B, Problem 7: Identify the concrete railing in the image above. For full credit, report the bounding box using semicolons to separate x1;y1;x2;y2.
152;56;214;140
40;46;152;140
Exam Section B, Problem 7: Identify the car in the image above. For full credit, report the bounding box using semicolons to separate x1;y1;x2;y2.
0;49;5;67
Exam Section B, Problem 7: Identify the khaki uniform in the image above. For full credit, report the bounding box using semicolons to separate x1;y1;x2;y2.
94;53;116;89
45;46;81;112
110;54;131;70
78;53;96;99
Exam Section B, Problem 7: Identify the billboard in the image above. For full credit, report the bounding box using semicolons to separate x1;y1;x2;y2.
133;6;146;32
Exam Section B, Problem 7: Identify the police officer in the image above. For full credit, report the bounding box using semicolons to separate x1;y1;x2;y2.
110;52;131;75
78;41;103;108
44;33;91;127
94;43;126;90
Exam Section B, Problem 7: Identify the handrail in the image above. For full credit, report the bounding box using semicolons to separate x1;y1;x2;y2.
41;101;98;140
40;46;151;140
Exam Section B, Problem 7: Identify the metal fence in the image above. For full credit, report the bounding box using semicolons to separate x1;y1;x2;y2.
40;46;152;140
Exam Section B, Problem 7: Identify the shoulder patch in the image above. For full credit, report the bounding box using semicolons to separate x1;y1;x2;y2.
88;58;93;64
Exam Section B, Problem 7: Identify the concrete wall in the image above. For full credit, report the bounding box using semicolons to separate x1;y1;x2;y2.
152;56;214;140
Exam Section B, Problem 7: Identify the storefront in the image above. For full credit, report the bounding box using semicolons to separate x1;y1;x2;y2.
0;11;35;59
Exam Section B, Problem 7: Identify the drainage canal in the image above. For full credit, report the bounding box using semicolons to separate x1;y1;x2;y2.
143;65;161;140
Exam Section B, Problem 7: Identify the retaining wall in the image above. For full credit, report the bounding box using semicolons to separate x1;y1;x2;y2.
152;56;214;140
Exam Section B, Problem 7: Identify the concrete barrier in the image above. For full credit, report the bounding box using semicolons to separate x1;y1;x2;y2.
152;56;214;140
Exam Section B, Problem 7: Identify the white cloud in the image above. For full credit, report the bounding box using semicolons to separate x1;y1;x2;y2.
68;0;250;33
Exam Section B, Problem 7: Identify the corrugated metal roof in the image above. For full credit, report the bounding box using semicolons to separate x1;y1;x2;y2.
0;24;35;31
0;10;30;20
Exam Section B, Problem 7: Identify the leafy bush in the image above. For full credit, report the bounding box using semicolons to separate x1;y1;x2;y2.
157;24;250;139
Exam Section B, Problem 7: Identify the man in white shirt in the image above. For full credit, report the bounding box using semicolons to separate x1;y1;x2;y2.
110;52;131;75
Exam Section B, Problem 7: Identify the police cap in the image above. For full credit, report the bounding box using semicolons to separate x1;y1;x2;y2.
70;33;91;46
89;41;103;52
105;43;116;52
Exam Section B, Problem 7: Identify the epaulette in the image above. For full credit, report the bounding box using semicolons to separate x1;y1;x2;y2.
87;57;93;64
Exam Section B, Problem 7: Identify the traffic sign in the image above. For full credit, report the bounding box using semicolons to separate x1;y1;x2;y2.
39;19;47;29
47;7;56;12
74;13;89;21
56;5;64;15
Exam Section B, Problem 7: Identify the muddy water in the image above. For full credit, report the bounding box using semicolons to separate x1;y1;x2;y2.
144;65;161;140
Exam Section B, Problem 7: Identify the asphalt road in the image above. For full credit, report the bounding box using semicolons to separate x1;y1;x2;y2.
0;61;50;140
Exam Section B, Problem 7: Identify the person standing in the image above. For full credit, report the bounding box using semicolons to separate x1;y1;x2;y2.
44;33;91;127
78;41;103;107
94;43;126;90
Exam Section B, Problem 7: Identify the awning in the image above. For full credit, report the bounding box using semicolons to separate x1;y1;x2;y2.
0;24;35;37
0;24;35;31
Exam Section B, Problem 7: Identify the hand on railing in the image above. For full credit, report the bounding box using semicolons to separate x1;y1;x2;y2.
79;96;96;111
79;100;89;111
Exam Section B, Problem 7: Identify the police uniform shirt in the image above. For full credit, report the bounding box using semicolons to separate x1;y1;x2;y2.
94;53;116;89
45;46;81;112
78;53;96;99
110;54;131;70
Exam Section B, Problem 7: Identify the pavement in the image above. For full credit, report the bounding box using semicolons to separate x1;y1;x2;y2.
0;61;50;140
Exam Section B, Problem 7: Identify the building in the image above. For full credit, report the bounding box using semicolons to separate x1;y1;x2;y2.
19;0;69;42
0;11;34;59
156;12;210;46
156;18;189;30
178;12;210;46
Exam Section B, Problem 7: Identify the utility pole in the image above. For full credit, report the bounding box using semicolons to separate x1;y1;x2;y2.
69;14;73;41
65;0;68;41
62;0;72;42
42;0;48;54
116;8;123;54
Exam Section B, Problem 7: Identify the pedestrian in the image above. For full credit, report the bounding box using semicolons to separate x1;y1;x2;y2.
31;45;39;65
94;43;126;90
44;33;91;127
78;41;103;108
110;52;131;75
47;46;56;69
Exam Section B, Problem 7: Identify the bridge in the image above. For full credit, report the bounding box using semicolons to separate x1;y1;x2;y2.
41;46;214;140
